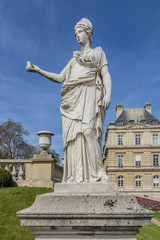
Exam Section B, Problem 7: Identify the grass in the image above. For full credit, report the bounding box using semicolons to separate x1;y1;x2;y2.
137;223;160;240
154;211;160;221
0;187;160;240
0;187;53;240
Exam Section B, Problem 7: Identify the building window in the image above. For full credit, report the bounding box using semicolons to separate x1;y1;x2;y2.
118;135;123;145
135;176;141;187
135;134;141;145
151;119;158;125
117;120;123;125
153;176;159;187
136;155;141;166
128;120;134;125
140;120;146;124
118;176;124;187
153;134;158;145
118;155;123;167
153;155;159;166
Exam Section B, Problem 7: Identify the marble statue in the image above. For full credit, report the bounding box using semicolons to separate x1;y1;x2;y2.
26;18;112;183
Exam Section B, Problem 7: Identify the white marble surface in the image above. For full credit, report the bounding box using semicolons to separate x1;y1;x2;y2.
26;18;112;183
37;130;54;151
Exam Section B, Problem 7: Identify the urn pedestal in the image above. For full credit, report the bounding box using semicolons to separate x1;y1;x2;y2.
17;182;153;240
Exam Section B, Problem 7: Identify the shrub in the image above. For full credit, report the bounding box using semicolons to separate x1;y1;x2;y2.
0;168;12;187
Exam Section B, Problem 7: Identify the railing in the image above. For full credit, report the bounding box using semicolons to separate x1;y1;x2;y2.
0;132;63;187
0;156;63;187
0;159;31;181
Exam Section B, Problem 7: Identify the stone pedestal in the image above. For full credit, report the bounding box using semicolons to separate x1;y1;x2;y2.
17;183;154;240
25;152;56;188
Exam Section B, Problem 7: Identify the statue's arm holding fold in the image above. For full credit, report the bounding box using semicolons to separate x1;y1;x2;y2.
26;61;70;83
101;65;112;110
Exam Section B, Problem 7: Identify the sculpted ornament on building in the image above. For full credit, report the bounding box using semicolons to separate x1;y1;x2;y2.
26;18;112;183
127;124;149;129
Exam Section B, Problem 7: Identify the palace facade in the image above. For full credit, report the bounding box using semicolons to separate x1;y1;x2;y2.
103;103;160;200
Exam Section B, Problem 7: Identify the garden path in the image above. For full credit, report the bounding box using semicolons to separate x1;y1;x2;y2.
152;218;160;227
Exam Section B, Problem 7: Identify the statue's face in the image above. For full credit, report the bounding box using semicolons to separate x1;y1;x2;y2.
75;27;89;45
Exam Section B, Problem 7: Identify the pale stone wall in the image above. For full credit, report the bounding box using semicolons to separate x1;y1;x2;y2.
103;123;160;200
55;164;63;179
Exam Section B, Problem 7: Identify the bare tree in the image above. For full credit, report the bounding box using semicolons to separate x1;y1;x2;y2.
0;119;37;159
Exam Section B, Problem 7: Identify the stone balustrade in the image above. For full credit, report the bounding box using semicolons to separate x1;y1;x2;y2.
0;159;29;182
0;153;63;187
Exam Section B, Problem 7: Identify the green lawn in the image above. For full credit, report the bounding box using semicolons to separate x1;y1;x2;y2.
0;187;160;240
137;223;160;240
154;211;160;221
0;187;53;240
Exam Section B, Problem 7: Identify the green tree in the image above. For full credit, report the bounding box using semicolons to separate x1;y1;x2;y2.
48;149;62;165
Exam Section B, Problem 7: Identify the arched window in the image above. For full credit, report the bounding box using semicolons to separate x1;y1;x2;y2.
153;176;159;187
135;176;141;187
118;176;124;187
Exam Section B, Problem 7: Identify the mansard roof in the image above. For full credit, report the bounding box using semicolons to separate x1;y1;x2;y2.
110;108;160;126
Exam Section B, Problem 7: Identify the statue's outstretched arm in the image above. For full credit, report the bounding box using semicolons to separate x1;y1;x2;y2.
101;65;112;110
26;61;67;83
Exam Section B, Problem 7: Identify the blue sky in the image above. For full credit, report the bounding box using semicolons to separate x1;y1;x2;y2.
0;0;160;157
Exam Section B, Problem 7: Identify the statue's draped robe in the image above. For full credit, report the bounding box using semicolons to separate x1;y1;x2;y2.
61;47;108;182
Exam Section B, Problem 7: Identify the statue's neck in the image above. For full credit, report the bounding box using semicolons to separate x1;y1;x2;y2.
80;42;91;55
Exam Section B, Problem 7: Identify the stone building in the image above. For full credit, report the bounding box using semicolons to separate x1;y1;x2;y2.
103;103;160;200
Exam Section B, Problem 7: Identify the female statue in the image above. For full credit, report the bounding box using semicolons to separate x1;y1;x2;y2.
26;18;112;183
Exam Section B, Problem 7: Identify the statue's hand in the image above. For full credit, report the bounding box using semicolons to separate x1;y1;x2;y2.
103;95;111;110
26;61;40;73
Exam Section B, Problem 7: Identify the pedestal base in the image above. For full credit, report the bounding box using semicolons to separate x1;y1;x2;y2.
17;183;154;240
34;233;137;240
54;182;117;194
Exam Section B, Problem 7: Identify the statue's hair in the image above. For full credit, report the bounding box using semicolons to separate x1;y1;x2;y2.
75;18;93;45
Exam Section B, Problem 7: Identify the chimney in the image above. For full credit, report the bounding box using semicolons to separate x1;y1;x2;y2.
116;104;123;119
144;103;152;114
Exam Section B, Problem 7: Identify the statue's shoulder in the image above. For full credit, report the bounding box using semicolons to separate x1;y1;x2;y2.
93;47;108;69
66;57;75;68
69;57;75;63
94;46;105;54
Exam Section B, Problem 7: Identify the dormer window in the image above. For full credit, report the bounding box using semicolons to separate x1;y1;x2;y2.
117;120;123;125
151;119;158;124
128;120;134;125
140;120;146;124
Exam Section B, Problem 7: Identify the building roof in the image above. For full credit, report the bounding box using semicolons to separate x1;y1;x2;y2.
110;108;160;126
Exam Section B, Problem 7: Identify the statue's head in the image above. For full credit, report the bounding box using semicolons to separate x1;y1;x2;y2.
74;18;93;45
